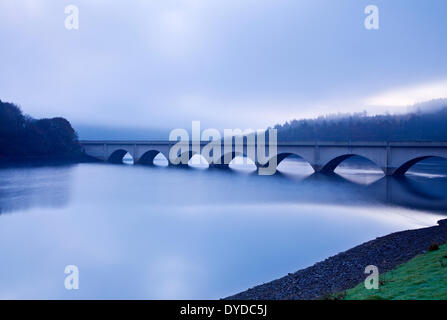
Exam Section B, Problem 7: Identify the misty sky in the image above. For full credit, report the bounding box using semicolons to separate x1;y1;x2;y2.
1;0;447;137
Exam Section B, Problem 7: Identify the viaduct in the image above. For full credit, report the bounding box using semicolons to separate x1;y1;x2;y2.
79;140;447;176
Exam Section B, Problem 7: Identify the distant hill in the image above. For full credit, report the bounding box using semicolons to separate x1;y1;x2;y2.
273;105;447;142
0;100;83;161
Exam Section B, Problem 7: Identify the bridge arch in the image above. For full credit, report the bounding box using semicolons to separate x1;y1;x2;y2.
319;154;383;174
138;150;166;166
108;149;131;164
188;154;210;168
264;152;315;173
393;156;447;176
170;150;200;166
211;152;255;168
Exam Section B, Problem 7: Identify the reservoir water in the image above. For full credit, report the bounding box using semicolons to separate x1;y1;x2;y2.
0;156;446;299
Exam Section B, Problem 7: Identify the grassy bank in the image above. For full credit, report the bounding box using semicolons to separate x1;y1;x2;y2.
342;243;447;300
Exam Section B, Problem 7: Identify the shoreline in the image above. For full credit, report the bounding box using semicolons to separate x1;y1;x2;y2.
226;219;447;300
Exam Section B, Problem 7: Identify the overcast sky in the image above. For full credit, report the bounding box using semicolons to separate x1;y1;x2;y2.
1;0;447;137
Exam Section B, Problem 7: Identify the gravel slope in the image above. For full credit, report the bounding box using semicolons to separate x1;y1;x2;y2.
226;219;447;300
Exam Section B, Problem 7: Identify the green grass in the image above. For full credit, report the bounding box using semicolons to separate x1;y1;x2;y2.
342;243;447;300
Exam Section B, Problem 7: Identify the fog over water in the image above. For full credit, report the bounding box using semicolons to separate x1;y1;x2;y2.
0;157;446;299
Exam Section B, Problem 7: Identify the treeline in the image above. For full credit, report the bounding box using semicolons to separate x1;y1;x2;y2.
273;107;447;141
0;100;82;160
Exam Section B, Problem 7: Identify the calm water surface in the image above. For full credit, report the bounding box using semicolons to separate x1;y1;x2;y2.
0;157;446;299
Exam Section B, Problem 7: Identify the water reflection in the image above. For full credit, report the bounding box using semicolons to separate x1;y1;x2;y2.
0;158;446;299
0;159;446;216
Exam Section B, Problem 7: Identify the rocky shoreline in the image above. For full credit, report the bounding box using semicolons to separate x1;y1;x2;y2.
226;219;447;300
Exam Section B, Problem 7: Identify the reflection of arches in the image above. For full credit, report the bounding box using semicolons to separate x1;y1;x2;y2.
366;176;447;212
266;153;314;171
139;150;162;166
108;149;129;164
320;154;381;174
277;153;304;165
394;156;441;176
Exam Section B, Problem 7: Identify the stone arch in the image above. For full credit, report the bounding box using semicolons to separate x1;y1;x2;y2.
319;154;382;174
211;151;253;168
262;152;315;172
188;154;210;168
393;156;445;176
171;150;200;166
108;149;130;164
